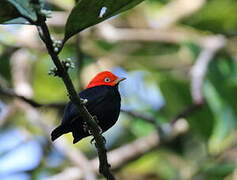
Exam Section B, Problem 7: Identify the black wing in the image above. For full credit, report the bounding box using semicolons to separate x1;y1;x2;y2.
61;86;110;125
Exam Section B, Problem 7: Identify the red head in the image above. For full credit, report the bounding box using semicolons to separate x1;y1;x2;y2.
86;71;126;89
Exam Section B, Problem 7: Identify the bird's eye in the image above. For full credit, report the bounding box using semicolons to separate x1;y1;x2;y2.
104;77;111;82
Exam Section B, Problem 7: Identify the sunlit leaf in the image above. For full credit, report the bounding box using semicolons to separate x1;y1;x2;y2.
64;0;145;41
3;17;29;24
204;81;236;154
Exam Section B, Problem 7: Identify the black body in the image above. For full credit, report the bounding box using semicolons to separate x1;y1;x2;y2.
51;85;121;143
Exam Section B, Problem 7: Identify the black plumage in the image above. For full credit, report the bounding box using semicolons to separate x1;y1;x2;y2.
51;85;121;144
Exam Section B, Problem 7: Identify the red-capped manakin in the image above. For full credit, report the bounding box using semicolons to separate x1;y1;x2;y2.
51;71;126;144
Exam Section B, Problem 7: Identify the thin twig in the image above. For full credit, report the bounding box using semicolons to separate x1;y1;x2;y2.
122;109;166;138
171;103;203;124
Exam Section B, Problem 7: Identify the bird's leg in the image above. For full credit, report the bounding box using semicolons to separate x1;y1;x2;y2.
82;115;105;144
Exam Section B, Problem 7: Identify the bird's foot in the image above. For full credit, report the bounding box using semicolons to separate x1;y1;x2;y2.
83;120;102;134
90;135;106;145
90;124;105;145
80;98;88;105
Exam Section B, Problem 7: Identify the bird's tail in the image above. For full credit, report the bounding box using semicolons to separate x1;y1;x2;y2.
51;125;68;141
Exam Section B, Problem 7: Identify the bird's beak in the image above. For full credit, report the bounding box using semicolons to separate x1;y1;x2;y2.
114;77;126;84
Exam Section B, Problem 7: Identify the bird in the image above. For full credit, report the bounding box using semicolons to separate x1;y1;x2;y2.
51;71;126;144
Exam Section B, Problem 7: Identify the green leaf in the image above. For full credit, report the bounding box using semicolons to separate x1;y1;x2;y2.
64;0;145;41
0;1;21;24
204;81;236;154
7;0;37;22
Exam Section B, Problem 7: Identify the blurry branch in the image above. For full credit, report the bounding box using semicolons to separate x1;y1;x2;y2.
48;118;189;180
153;0;205;28
5;12;195;45
1;11;228;53
121;109;166;138
123;102;202;133
10;49;35;97
95;23;203;44
190;35;226;104
171;103;203;124
34;5;115;179
0;26;44;50
46;12;203;44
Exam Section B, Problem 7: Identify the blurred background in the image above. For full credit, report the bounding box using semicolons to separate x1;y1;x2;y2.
1;0;237;179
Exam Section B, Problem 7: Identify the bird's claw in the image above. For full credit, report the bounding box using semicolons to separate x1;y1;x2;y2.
83;120;102;134
83;123;93;135
80;98;88;105
90;135;106;145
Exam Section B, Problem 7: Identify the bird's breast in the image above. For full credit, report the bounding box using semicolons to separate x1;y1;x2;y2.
89;88;121;132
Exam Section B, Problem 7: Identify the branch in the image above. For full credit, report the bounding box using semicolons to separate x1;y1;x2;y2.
33;5;115;179
171;103;203;124
154;0;205;28
122;109;166;138
190;35;226;104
